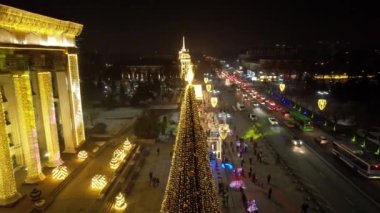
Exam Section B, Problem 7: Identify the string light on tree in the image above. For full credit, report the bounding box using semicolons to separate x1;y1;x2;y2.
114;192;127;210
185;65;194;85
161;85;220;213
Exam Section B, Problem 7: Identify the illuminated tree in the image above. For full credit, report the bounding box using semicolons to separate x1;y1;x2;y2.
161;85;220;213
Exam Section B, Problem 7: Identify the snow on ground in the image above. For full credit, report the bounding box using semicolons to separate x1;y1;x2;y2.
84;107;143;136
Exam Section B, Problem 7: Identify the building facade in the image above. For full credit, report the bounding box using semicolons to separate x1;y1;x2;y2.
0;4;85;205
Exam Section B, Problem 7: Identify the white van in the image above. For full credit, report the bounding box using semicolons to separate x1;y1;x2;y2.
236;102;246;111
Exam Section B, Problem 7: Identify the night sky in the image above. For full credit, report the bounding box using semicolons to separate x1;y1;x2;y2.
2;0;379;56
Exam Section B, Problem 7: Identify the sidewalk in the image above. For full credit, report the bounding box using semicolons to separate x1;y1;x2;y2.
125;138;174;213
218;124;309;213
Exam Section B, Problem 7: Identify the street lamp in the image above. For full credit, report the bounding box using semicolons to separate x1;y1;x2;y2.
279;83;286;92
206;84;212;92
210;97;218;108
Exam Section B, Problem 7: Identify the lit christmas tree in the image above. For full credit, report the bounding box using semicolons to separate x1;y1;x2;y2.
161;85;220;213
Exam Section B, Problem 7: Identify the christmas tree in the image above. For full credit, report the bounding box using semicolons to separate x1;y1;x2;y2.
161;85;220;213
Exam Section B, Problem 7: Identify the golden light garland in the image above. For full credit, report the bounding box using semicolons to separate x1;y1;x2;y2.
123;138;131;151
52;166;68;180
210;97;218;108
317;98;327;111
109;157;120;170
114;192;127;210
91;174;107;190
206;84;212;92
77;150;88;161
218;124;230;140
279;83;285;92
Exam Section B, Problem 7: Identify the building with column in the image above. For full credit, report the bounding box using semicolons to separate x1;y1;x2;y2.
0;4;85;205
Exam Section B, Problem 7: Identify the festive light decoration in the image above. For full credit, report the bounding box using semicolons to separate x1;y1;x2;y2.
91;174;107;190
37;72;62;167
204;77;209;84
52;166;68;180
161;85;220;213
206;84;212;92
13;73;45;183
185;65;194;85
210;97;218;108
317;98;327;111
279;83;285;92
67;54;86;147
123;138;131;151
77;150;88;161
229;180;245;190
218;124;229;140
114;192;127;210
375;147;380;156
109;156;120;170
351;135;356;143
247;200;259;212
0;90;21;204
113;148;126;161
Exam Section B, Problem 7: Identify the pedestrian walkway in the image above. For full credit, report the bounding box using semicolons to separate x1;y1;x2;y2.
220;131;313;213
125;138;174;213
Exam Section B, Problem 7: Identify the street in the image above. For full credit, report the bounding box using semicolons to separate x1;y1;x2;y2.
217;79;380;213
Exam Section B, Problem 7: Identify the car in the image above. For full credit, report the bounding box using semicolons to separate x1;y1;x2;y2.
249;113;257;121
268;117;278;125
291;137;303;146
315;136;329;144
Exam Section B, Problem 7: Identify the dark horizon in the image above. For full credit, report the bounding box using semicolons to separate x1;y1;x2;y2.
2;0;380;56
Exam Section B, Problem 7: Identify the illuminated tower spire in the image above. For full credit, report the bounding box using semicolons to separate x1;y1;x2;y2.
182;36;186;51
161;85;220;213
178;36;192;80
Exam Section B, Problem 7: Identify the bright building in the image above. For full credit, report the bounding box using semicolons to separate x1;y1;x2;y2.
0;4;85;205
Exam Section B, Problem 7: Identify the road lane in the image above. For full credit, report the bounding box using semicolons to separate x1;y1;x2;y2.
217;83;380;213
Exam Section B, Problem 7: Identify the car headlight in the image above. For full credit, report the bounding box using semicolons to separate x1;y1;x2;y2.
299;141;303;144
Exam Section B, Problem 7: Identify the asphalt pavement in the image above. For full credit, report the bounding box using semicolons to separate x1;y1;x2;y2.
217;80;380;213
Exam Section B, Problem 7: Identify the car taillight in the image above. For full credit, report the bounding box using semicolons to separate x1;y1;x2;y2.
371;165;380;170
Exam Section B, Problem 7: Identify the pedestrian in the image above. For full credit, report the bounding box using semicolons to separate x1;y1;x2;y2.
267;175;271;184
249;157;252;165
252;173;256;183
149;171;153;184
248;171;252;178
230;141;233;147
268;187;272;199
240;158;245;167
156;178;160;186
169;150;173;157
152;177;156;187
256;152;260;161
249;167;252;173
157;147;160;156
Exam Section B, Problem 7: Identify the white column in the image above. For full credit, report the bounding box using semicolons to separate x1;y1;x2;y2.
0;89;22;206
37;72;63;167
12;72;45;183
